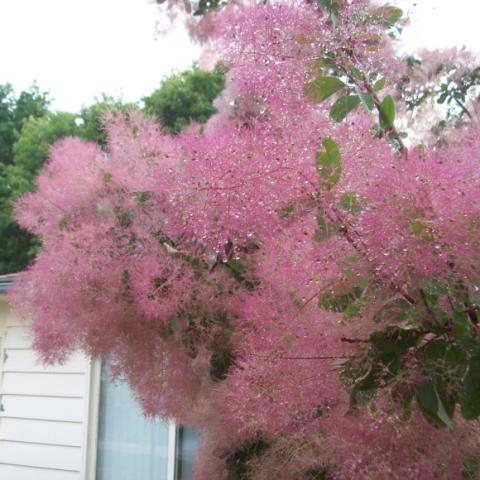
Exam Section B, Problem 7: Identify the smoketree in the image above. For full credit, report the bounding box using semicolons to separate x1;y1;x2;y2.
11;1;480;478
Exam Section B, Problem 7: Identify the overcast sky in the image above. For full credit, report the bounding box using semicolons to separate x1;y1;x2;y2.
0;0;478;112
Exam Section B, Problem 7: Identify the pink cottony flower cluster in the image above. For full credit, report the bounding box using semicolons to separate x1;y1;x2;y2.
11;1;480;478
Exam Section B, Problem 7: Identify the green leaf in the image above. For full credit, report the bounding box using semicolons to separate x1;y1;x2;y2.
420;339;465;381
453;311;473;339
373;6;403;27
351;67;363;80
58;216;68;231
359;92;374;113
371;326;421;355
295;34;309;45
463;457;480;479
133;191;151;204
363;34;383;52
316;0;342;14
339;191;363;215
407;56;422;68
344;301;362;318
373;77;386;92
304;76;346;103
411;220;426;236
316;137;342;189
103;172;112;185
420;278;449;298
379;95;395;129
314;215;340;242
330;95;361;122
280;203;295;219
318;284;364;313
350;364;379;404
461;354;480;420
372;297;412;323
416;381;454;429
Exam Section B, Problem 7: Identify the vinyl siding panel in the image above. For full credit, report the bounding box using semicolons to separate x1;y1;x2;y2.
3;325;32;349
1;394;85;422
0;417;83;446
0;441;82;471
0;298;91;480
0;464;80;480
2;371;85;397
4;349;86;374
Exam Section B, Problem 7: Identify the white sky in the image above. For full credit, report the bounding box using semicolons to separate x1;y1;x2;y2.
0;0;478;112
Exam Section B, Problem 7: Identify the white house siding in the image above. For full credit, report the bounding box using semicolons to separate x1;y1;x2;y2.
0;297;91;480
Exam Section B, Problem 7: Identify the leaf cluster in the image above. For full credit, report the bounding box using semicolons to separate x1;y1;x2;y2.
341;279;480;428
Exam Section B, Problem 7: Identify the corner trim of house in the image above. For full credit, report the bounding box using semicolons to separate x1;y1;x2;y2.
81;358;101;480
167;420;177;480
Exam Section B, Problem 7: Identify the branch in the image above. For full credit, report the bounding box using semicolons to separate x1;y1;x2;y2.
340;336;371;344
251;353;355;360
453;96;472;119
339;52;408;159
418;288;440;326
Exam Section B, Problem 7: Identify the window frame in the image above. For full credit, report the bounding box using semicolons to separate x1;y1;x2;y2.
82;359;181;480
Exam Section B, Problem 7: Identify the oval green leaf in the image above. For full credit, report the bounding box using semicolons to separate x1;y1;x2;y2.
373;77;386;92
316;0;342;14
379;95;395;129
315;137;341;189
330;95;361;122
461;354;480;420
304;76;346;103
416;381;454;429
314;215;340;242
359;92;374;113
340;191;363;215
373;6;403;26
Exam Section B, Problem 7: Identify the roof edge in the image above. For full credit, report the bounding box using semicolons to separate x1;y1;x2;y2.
0;273;18;295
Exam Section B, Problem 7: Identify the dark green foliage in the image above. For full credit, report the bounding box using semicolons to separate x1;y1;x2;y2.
225;438;270;480
79;94;130;147
209;327;236;381
0;83;49;166
461;354;480;420
303;466;333;480
0;111;82;274
223;257;260;292
143;66;225;133
193;0;228;16
0;83;50;274
345;278;480;427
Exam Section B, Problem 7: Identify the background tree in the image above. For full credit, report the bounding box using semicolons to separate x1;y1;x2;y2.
0;83;49;166
79;94;130;147
143;65;225;133
0;83;50;274
0;112;81;273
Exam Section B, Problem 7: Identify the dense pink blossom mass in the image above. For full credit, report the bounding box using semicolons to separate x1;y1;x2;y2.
11;1;480;478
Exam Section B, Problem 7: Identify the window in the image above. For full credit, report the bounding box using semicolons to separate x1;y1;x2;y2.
95;363;198;480
175;426;198;480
